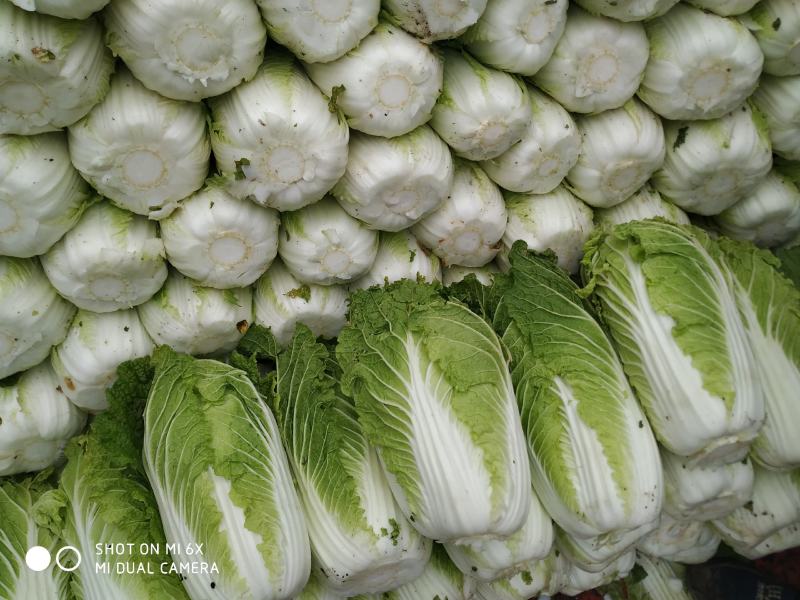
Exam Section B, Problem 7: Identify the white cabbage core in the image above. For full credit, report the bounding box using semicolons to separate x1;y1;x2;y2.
0;82;46;115
209;235;250;266
122;149;167;189
687;66;731;103
376;74;413;109
88;276;128;301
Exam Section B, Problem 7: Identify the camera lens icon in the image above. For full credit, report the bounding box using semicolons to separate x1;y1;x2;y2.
25;546;81;572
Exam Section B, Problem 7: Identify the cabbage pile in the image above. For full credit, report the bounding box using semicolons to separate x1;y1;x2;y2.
2;0;800;598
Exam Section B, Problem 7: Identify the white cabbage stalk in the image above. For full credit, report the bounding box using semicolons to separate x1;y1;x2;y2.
734;522;800;559
104;0;266;102
622;554;693;600
661;450;754;521
531;6;648;114
412;160;506;267
430;49;531;161
594;185;691;227
560;550;636;596
138;271;251;356
715;237;800;471
751;75;800;161
160;185;280;289
49;309;153;414
686;0;759;15
378;545;476;599
712;466;800;550
304;22;443;138
144;349;311;600
741;0;800;75
652;104;773;216
716;169;800;248
501;187;594;274
480;86;581;195
9;0;109;19
475;550;569;600
254;260;349;349
0;4;113;135
208;53;349;212
461;0;568;76
255;0;378;63
556;524;656;574
638;5;764;120
567;99;666;209
383;0;488;42
338;284;532;544
278;197;379;286
444;489;554;582
350;231;441;291
442;263;498;287
0;361;86;477
638;515;721;564
40;203;167;313
582;221;765;466
332;127;453;231
0;257;75;380
574;0;677;22
68;68;209;220
270;328;431;595
0;132;92;257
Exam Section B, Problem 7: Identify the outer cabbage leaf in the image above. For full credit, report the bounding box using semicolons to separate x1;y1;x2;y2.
497;244;662;539
0;471;71;600
714;237;800;469
235;325;430;595
337;280;531;543
143;348;310;600
34;358;188;600
581;220;764;466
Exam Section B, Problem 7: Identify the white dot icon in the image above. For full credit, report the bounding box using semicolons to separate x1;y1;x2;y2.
25;546;52;572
